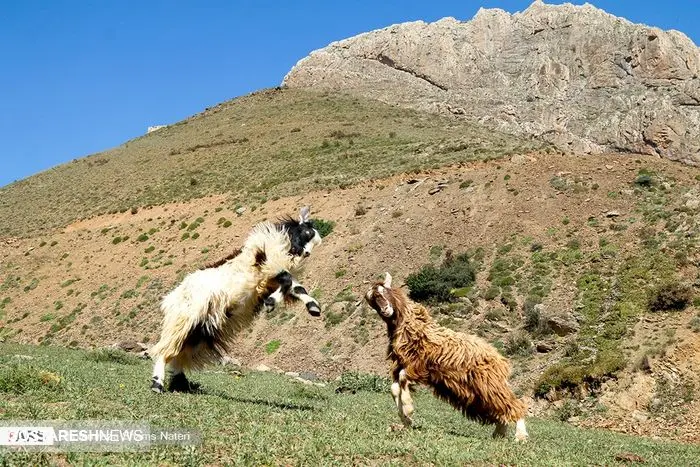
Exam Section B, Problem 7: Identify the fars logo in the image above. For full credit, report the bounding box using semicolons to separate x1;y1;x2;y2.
0;427;54;446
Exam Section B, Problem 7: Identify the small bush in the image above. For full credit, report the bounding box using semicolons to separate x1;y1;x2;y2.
0;365;62;394
459;179;473;189
222;220;232;228
556;399;583;422
335;371;389;394
85;348;139;365
137;233;149;242
504;331;533;357
534;351;626;398
405;253;476;303
649;282;692;312
311;218;335;238
265;339;281;354
112;236;123;245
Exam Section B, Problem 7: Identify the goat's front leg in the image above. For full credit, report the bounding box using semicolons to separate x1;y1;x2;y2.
396;369;415;427
262;271;321;316
287;280;321;316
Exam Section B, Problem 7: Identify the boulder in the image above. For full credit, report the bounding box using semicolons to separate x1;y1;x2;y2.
284;2;700;165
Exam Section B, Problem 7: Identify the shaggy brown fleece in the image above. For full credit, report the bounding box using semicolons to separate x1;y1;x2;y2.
367;281;527;425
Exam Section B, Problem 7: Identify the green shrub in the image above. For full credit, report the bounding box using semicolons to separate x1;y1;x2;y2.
265;339;281;354
335;371;389;394
137;233;149;242
311;219;335;238
405;253;476;303
504;332;533;357
649;282;692;312
534;351;626;398
0;365;62;394
121;289;137;299
85;348;139;365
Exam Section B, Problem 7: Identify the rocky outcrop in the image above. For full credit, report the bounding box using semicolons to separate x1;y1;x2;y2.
283;1;700;164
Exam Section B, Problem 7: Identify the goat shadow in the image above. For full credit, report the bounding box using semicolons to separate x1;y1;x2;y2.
200;388;317;412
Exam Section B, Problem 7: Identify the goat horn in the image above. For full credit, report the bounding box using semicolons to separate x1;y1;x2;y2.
384;272;393;288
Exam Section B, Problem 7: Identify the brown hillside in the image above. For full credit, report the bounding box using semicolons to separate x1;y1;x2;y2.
1;151;699;442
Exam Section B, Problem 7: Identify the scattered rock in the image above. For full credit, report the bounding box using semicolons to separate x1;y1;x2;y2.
235;206;247;215
614;452;646;464
546;313;580;336
428;187;441;195
283;2;700;164
221;356;242;367
285;371;300;378
685;198;700;210
605;210;621;217
536;342;554;353
631;410;649;423
112;341;148;353
254;364;271;372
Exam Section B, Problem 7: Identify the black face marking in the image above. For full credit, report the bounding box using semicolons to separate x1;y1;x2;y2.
276;216;317;257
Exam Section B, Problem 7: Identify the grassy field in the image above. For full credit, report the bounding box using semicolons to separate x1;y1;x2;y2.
1;344;699;466
0;88;547;238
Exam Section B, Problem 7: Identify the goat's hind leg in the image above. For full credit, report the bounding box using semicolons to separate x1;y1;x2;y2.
168;356;199;393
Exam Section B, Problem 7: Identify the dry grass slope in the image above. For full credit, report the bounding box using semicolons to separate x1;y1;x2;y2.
0;88;545;238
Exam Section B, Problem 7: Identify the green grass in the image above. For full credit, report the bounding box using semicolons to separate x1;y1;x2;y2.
0;88;544;238
0;344;698;466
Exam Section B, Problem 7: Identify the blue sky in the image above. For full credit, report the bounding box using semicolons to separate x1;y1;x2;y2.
1;1;698;188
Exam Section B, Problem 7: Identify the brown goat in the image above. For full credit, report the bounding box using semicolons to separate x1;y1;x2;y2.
365;273;528;441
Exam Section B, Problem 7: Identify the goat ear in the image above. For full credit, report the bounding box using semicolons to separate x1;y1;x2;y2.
299;206;311;223
383;272;392;288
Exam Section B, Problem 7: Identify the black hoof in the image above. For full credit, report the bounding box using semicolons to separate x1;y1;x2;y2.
307;303;321;317
263;296;277;310
151;379;164;394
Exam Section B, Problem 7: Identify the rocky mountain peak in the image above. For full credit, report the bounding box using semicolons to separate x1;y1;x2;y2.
283;1;700;164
